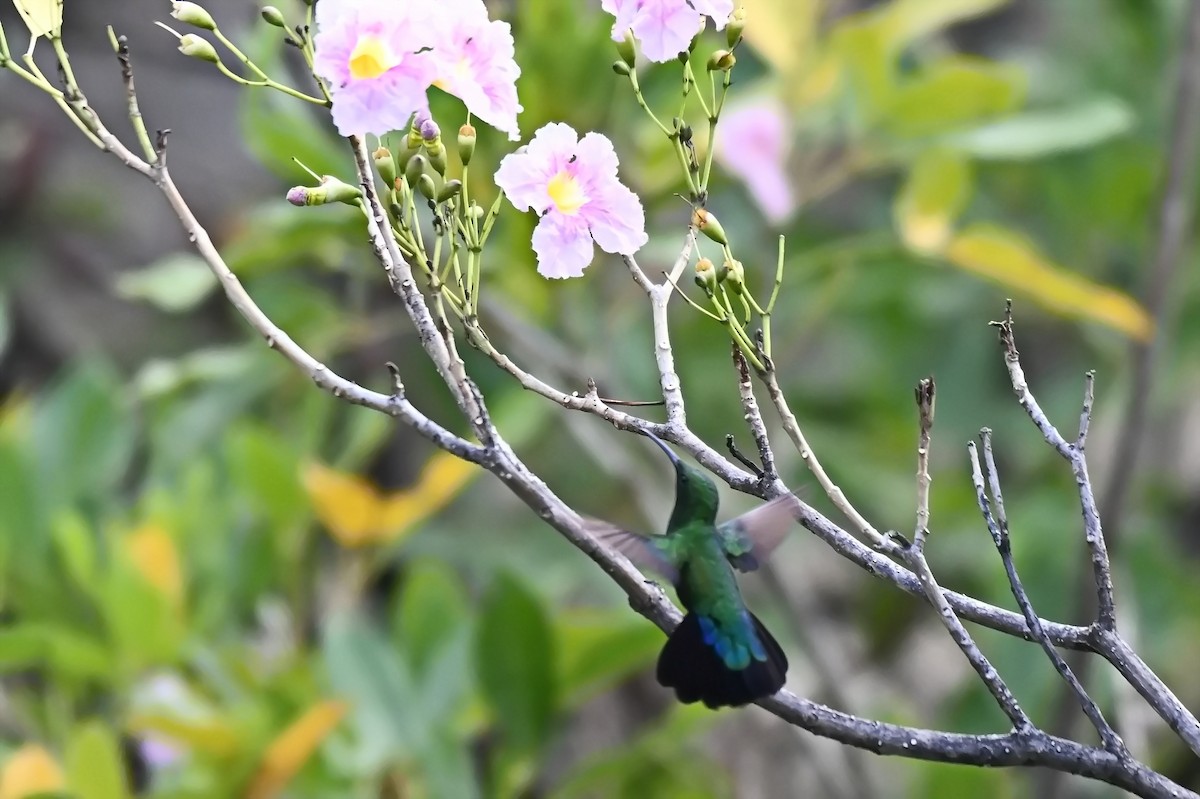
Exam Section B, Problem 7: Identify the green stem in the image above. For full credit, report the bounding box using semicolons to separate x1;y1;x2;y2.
22;51;104;149
212;26;269;80
215;61;327;104
628;70;672;137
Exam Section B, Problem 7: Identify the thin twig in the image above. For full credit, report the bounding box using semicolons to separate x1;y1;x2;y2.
971;434;1127;757
732;346;779;486
898;382;1031;731
913;376;935;552
761;367;901;555
991;302;1117;630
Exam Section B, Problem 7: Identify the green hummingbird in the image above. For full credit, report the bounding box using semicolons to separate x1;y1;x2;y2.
589;432;798;708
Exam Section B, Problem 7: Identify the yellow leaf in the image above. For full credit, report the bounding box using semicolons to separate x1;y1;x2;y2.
302;462;385;548
304;455;478;548
126;714;240;757
945;224;1153;340
379;451;479;538
124;523;184;609
0;744;65;799
12;0;62;42
244;701;348;799
895;149;973;255
740;0;821;78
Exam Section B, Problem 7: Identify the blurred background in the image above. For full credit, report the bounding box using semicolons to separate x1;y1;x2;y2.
2;0;1200;796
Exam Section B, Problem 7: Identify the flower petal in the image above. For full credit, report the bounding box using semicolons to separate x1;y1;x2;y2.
582;179;648;256
495;122;580;212
531;213;595;278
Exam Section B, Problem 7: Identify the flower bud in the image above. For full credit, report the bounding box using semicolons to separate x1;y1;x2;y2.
692;208;728;245
437;179;463;204
612;59;632;77
416;173;438;201
723;258;745;293
178;34;220;64
260;6;286;28
616;30;637;68
286;175;362;206
727;8;746;48
457;124;477;166
707;49;736;72
420;119;446;176
467;202;486;221
373;146;396;187
171;1;216;31
694;257;718;293
404;153;430;188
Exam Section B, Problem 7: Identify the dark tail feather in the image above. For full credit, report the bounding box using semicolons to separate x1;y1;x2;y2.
656;612;788;708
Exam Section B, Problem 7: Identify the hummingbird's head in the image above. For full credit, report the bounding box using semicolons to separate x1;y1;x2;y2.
642;432;721;524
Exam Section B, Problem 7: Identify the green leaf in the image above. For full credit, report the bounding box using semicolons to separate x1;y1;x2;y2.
882;57;1026;137
114;254;218;313
100;559;185;669
394;559;470;675
52;512;97;594
555;610;662;706
323;610;425;771
0;624;110;681
894;149;973;254
32;363;135;507
945;96;1135;160
134;346;263;399
66;721;131;799
225;423;306;531
475;574;556;752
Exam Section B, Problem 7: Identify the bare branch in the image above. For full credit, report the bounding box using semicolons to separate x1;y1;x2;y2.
913;376;935;551
897;379;1030;731
732;345;778;485
991;302;1117;630
971;434;1126;757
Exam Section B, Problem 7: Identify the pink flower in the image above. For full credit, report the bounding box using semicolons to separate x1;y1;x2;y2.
600;0;734;63
313;0;438;136
495;123;648;279
428;0;523;140
714;96;796;225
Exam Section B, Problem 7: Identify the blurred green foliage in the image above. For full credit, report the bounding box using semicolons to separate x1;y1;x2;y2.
2;0;1200;797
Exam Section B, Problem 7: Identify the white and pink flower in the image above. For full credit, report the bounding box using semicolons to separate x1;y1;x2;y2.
495;123;648;279
600;0;735;63
313;0;522;139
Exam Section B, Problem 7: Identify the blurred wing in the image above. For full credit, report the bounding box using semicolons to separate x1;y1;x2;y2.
717;493;801;571
584;519;679;582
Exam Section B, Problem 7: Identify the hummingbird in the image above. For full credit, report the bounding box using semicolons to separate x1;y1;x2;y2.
588;432;798;708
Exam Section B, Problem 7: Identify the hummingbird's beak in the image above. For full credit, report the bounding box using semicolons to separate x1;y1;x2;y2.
642;431;682;468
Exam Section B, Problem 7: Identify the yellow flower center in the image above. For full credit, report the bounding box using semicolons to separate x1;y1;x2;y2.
348;35;397;80
547;170;586;215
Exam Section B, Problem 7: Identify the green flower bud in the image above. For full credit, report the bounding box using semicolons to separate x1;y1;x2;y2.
616;30;637;68
286;175;362;206
692;208;728;245
727;8;746;48
707;49;736;72
723;258;745;293
467;202;486;221
612;59;632;77
178;34;220;64
260;6;286;28
404;153;430;188
457;124;477;166
437;179;463;203
373;146;396;187
171;1;216;31
694;257;718;293
416;173;438;201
